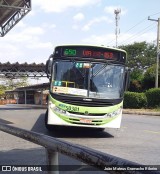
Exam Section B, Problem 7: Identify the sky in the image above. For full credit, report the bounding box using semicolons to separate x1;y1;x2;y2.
0;0;160;65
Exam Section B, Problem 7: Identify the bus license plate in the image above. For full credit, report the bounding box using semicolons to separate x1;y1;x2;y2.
80;118;92;124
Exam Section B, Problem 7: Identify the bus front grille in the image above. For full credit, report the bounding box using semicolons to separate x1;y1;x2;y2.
57;98;113;107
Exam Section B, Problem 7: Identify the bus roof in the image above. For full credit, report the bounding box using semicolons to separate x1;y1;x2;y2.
54;44;127;54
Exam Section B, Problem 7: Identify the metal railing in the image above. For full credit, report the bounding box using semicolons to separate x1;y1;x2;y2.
0;123;159;174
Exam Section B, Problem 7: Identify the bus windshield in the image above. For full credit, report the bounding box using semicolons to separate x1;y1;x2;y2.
51;60;125;99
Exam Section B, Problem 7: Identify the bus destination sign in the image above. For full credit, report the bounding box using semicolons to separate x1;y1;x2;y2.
63;48;115;59
60;46;120;60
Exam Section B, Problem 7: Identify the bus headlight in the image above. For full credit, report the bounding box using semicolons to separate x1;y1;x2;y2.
49;101;55;109
49;101;56;109
105;108;122;118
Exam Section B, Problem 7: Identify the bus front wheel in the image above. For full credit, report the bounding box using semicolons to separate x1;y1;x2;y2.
45;110;53;131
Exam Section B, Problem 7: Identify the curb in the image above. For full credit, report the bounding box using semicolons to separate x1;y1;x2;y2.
123;110;160;116
6;104;47;109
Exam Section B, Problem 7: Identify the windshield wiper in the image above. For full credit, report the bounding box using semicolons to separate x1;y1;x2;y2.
91;64;107;78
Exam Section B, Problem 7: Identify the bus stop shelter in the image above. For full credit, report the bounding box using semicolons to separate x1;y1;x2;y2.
5;83;49;105
0;0;31;37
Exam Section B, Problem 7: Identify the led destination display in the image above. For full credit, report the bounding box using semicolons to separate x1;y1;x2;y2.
54;45;126;63
62;47;117;60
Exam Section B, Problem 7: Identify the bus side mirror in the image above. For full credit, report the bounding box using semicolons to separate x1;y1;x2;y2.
124;67;130;91
46;54;53;80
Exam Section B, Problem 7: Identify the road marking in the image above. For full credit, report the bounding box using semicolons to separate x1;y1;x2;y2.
144;130;160;134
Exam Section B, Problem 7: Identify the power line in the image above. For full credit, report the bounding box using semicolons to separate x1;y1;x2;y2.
123;18;147;34
107;22;156;46
106;17;147;46
106;11;160;46
149;11;160;17
119;23;156;45
123;11;160;34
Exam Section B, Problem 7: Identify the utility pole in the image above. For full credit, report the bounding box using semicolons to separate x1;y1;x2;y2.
148;16;160;88
114;9;121;47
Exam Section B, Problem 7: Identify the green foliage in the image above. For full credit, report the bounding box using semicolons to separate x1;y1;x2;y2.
0;77;29;99
124;91;147;109
130;69;144;81
145;88;160;108
129;80;142;92
124;88;160;109
3;77;29;90
119;41;156;72
142;64;160;90
129;69;144;92
0;85;6;98
119;41;157;92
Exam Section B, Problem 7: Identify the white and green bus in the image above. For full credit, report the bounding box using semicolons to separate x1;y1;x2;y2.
45;45;129;131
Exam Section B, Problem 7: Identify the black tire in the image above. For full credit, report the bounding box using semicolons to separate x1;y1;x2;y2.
97;128;105;131
45;109;53;131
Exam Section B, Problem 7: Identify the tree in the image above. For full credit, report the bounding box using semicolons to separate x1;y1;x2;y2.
119;41;157;91
128;69;144;92
4;77;29;90
142;64;160;90
119;41;157;72
0;77;29;99
0;85;6;98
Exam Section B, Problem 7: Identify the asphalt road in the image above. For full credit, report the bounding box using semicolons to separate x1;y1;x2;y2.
0;105;160;173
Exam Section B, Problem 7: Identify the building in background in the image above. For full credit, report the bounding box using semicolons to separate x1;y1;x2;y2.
5;83;49;105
